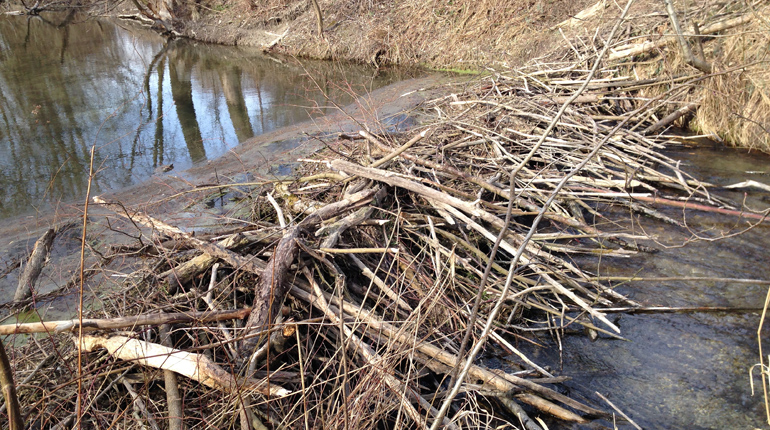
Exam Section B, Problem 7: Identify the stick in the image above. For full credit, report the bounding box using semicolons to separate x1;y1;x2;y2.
643;102;699;135
160;324;184;430
76;335;290;397
122;379;161;430
162;232;253;288
595;391;642;430
663;0;711;73
0;339;23;430
93;196;265;275
0;308;251;335
632;194;769;221
202;263;238;360
367;129;429;168
300;267;437;430
241;188;379;354
608;14;753;61
290;283;604;419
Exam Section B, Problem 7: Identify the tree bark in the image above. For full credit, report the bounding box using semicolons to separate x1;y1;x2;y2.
14;228;55;302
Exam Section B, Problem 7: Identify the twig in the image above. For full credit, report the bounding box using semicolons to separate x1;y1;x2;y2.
121;378;161;430
595;391;642;430
429;0;637;426
0;339;23;430
76;145;97;430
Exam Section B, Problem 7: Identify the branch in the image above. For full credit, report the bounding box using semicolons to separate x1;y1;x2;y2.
76;335;290;397
0;308;251;335
663;0;711;73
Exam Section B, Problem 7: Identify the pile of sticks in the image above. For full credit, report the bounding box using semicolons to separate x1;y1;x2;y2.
4;53;761;430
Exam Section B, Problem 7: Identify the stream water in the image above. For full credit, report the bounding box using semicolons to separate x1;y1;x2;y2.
504;144;770;429
2;9;770;430
0;11;402;220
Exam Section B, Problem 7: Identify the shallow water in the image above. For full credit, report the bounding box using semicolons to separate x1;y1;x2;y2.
0;11;403;220
510;144;770;429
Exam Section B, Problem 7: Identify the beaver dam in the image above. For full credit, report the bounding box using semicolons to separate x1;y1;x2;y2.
1;5;770;429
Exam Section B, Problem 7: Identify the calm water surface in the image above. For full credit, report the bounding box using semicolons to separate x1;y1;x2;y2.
508;145;770;429
0;11;402;219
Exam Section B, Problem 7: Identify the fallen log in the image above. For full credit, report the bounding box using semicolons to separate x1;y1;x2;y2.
14;228;56;302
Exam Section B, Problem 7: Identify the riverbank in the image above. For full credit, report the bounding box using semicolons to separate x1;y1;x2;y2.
79;0;769;152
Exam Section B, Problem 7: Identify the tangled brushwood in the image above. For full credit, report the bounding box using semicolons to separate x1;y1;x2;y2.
3;22;769;430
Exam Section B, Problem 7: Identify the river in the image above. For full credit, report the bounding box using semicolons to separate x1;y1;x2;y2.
505;144;770;429
0;11;403;220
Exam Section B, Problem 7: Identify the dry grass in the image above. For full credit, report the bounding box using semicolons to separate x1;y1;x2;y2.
598;0;770;150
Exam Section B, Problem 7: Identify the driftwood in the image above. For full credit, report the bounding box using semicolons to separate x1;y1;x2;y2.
76;335;290;397
14;228;56;302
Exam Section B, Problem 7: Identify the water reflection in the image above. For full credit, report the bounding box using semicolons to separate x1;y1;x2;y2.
0;12;402;219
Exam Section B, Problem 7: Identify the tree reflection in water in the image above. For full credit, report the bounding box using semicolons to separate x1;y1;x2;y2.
0;12;405;219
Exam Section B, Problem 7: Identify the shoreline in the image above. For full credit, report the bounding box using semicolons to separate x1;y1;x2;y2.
0;74;457;299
